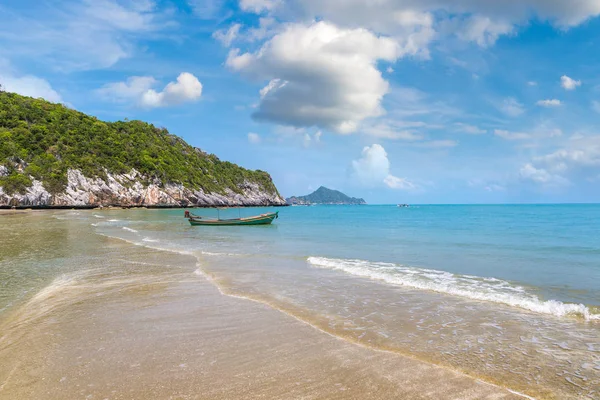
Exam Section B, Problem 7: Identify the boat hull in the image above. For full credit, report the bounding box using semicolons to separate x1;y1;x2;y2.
187;212;278;226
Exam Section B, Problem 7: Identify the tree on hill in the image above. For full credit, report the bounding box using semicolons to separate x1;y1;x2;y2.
0;91;280;198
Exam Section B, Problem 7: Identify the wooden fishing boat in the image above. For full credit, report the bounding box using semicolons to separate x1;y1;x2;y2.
184;210;279;226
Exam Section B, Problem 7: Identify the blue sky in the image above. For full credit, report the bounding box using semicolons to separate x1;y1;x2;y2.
1;0;600;204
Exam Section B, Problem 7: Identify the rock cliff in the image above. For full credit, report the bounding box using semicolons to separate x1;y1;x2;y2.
0;168;286;208
0;91;286;208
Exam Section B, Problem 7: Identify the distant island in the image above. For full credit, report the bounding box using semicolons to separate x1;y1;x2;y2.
0;91;285;208
286;186;366;205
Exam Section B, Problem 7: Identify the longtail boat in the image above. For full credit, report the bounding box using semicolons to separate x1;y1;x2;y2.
184;210;278;226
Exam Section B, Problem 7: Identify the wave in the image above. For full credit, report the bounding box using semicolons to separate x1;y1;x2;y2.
200;251;239;257
142;237;159;243
122;227;138;233
307;257;600;321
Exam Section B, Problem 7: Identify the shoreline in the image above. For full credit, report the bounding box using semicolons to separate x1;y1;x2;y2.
0;211;525;400
101;228;537;399
0;204;290;211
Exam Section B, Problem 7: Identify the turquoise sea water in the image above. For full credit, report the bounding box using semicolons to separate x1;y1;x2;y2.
92;204;600;397
2;205;599;398
100;204;600;316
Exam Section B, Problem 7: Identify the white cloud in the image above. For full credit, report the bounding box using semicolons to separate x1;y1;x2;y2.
527;81;538;86
386;66;394;74
519;163;568;186
0;72;62;103
314;130;322;142
302;133;312;148
248;132;261;143
454;15;514;47
98;76;157;101
592;101;600;113
213;24;241;47
98;72;202;108
454;122;486;134
383;174;416;190
302;131;322;147
246;17;278;42
264;0;600;49
536;99;562;107
485;184;505;192
188;0;224;19
227;21;408;133
494;129;531;140
240;0;280;13
363;122;424;141
352;144;416;190
0;0;169;71
561;75;581;90
417;139;458;148
519;135;600;186
498;97;525;117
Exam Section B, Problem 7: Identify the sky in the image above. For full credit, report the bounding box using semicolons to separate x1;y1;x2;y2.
1;0;600;204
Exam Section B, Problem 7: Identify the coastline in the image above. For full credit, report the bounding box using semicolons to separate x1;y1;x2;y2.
0;204;289;211
0;211;523;400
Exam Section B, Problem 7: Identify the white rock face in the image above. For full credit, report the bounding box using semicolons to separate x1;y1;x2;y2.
0;168;286;207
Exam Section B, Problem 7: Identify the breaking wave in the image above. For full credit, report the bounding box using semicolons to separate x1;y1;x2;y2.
307;257;600;321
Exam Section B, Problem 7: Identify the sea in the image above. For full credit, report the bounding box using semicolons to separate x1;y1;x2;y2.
1;204;599;399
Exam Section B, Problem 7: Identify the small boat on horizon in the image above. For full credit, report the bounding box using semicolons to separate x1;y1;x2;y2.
397;204;410;208
184;210;279;226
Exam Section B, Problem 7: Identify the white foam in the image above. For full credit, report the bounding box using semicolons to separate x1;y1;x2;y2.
200;251;238;257
307;257;600;321
93;214;105;219
142;237;159;243
122;227;138;233
108;219;120;222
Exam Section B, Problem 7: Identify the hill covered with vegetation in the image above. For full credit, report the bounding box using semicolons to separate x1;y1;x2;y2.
286;186;366;205
0;91;283;206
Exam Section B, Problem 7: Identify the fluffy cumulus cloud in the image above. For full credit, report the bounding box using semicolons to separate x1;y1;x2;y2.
240;0;600;46
352;144;415;190
520;135;600;186
226;21;404;133
98;72;202;108
0;0;168;71
561;75;581;90
0;72;63;103
536;99;562;107
222;0;600;135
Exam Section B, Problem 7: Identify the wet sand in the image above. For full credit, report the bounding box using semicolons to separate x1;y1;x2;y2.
0;216;523;399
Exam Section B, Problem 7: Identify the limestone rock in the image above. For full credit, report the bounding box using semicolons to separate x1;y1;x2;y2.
0;168;286;208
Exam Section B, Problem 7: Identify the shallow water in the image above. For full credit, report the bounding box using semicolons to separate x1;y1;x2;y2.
1;206;599;399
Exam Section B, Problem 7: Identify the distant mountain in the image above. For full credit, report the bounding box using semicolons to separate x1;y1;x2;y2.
286;186;366;205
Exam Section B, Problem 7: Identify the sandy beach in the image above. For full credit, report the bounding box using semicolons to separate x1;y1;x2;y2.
0;212;526;400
